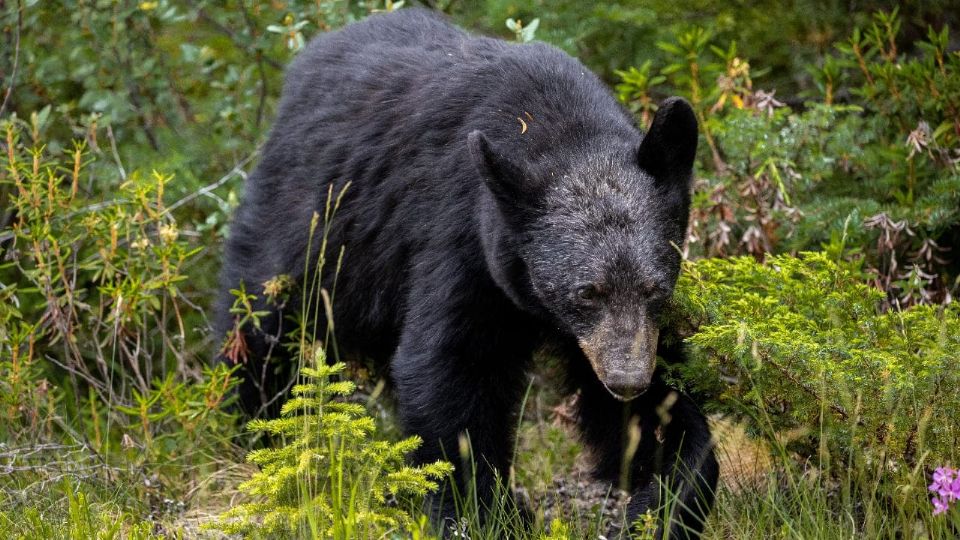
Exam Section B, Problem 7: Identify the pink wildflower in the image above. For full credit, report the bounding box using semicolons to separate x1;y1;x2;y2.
929;467;959;516
933;497;950;515
933;497;949;516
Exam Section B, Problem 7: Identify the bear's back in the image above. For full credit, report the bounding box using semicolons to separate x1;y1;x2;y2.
265;8;633;181
316;7;467;50
280;9;481;106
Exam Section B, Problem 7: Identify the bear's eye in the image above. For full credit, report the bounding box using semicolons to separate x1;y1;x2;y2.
575;283;605;304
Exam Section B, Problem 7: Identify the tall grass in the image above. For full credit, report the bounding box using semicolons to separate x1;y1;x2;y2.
707;413;959;539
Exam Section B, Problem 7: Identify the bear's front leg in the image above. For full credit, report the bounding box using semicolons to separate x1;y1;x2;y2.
390;272;537;532
576;369;718;539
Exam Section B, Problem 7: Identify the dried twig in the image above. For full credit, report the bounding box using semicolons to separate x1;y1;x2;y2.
165;149;258;213
0;0;22;118
240;5;269;128
105;124;127;181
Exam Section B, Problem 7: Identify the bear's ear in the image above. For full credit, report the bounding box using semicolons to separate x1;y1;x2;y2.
637;97;698;183
468;130;541;209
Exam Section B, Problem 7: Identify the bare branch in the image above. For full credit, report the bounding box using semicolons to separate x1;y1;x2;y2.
0;0;23;118
165;148;259;213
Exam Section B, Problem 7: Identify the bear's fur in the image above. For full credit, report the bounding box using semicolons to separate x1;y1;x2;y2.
216;8;717;537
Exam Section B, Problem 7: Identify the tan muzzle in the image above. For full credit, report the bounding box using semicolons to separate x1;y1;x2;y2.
578;312;658;401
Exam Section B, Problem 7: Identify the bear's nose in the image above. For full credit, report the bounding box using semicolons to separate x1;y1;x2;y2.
601;369;651;401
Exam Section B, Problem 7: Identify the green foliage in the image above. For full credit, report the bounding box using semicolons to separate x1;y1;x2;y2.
0;115;238;461
3;0;960;536
451;0;958;93
614;61;665;127
615;9;960;306
1;1;393;259
671;252;959;467
666;252;960;536
0;479;172;540
0;113;239;536
211;355;453;539
704;461;960;539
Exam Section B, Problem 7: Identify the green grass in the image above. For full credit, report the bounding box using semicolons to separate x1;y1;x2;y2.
2;372;959;539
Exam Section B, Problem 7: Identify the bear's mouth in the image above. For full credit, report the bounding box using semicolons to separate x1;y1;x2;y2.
579;342;656;402
600;380;646;401
595;367;652;401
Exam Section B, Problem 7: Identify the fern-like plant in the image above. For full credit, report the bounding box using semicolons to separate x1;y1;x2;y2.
210;350;453;539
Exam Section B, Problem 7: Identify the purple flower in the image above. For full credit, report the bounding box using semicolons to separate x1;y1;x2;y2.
933;496;949;516
930;467;958;516
933;467;955;484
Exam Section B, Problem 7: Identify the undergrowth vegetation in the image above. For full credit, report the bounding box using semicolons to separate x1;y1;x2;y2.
210;359;452;538
0;1;958;538
614;8;960;306
671;253;960;538
0;113;239;538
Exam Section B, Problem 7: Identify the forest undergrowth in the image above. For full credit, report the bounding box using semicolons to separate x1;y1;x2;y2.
1;1;958;538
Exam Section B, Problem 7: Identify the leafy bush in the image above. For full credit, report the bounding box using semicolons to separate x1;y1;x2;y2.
670;251;959;467
665;251;960;536
211;356;452;539
0;113;238;534
0;115;238;457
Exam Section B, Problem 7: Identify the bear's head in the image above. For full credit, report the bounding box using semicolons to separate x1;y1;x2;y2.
469;97;697;401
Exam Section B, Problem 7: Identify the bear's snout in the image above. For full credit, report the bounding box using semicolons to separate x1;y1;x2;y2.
578;312;659;401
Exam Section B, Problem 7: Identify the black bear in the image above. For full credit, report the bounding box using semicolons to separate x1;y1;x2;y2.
216;7;717;538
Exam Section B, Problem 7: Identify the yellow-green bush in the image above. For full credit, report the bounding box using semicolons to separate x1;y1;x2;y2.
671;252;959;467
0;115;238;532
